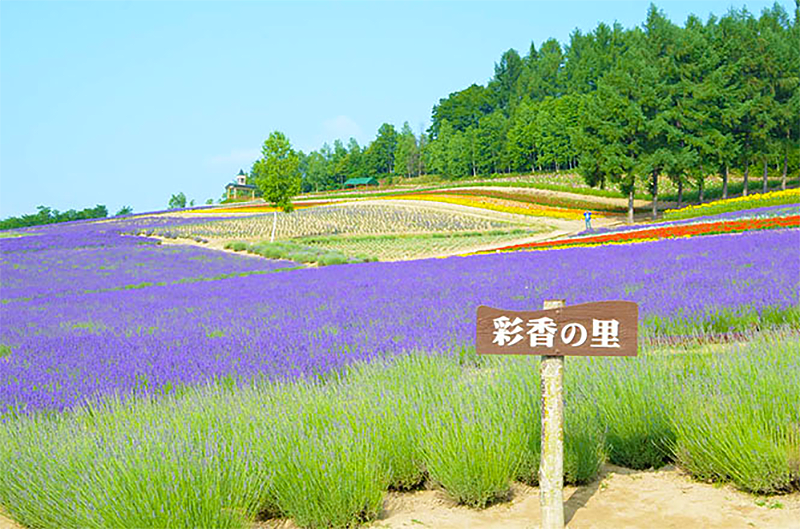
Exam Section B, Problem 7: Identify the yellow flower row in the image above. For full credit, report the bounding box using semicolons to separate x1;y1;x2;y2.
388;194;585;220
665;188;799;215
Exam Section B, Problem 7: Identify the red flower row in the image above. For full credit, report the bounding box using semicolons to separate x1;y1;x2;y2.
492;216;800;253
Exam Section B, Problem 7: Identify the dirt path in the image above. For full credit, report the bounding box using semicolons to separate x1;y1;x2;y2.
257;464;800;529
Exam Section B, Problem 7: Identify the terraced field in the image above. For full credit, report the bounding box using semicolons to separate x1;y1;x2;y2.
152;187;631;260
157;202;518;240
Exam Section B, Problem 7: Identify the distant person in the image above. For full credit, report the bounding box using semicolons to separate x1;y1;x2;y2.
584;210;592;231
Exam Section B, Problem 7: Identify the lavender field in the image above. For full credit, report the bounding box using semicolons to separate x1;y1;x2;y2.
1;216;798;413
1;216;799;529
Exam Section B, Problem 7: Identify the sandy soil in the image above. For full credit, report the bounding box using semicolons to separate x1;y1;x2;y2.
258;464;800;529
2;460;797;529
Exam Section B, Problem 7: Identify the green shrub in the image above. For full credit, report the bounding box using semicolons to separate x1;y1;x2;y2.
670;336;800;493
225;241;248;252
344;354;461;490
2;333;798;529
0;392;272;529
421;369;527;508
497;357;605;486
586;355;675;469
269;422;385;528
318;253;348;266
228;240;367;267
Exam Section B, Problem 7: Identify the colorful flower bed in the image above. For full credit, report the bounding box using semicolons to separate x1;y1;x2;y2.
582;204;800;237
663;188;800;220
487;216;800;253
420;188;626;214
386;193;585;220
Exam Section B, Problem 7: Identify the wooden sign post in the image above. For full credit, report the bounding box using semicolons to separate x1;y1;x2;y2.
540;299;565;529
475;299;638;529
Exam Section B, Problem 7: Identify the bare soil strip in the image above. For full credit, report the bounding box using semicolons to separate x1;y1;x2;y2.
256;464;800;529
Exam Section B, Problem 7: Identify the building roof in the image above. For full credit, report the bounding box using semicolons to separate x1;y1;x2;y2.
226;183;257;189
343;177;378;186
237;169;247;176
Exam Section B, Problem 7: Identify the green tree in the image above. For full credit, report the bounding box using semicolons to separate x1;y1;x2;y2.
366;123;398;175
254;131;301;212
489;48;524;113
507;99;540;172
331;139;349;187
429;84;494;137
759;4;796;192
115;206;133;216
394;122;418;178
521;38;565;100
416;129;428;177
577;30;648;223
168;192;187;209
303;150;330;192
476;111;508;175
344;138;366;179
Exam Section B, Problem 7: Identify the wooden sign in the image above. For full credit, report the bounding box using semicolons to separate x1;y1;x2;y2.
476;300;638;356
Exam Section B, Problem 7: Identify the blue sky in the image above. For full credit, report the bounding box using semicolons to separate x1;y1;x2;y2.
1;0;792;216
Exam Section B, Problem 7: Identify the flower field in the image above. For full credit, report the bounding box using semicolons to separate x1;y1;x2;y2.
485;207;800;253
155;203;514;241
419;187;628;213
663;188;800;220
1;333;798;528
382;193;587;219
1;212;799;529
1;221;293;303
2;219;798;413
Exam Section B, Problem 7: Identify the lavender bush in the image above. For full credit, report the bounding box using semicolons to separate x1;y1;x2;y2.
1;217;798;413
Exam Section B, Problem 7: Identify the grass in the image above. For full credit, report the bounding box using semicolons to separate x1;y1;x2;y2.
224;240;376;266
1;329;798;529
296;228;541;261
0;232;36;239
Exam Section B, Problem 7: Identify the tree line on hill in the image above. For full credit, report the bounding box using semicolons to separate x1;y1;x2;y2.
0;204;135;231
251;3;798;221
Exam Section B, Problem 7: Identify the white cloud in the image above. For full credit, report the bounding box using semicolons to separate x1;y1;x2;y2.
322;115;363;143
208;148;261;165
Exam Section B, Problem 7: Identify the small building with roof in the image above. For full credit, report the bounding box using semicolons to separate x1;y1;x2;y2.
225;169;257;200
343;176;378;189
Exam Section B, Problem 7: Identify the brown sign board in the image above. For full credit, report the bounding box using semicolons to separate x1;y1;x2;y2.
476;301;638;356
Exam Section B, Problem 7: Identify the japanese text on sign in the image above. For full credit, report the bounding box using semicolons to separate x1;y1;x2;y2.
476;301;638;356
492;316;621;349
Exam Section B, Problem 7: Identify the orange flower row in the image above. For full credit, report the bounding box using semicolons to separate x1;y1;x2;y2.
484;216;800;253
